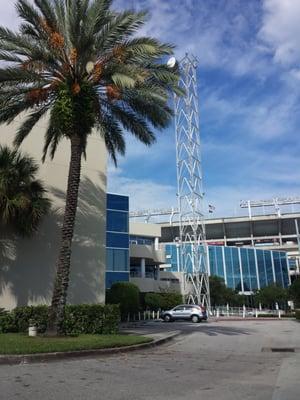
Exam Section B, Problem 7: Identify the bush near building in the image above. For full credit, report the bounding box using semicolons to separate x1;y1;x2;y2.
144;292;183;311
106;282;140;320
0;305;120;335
296;310;300;321
254;285;288;309
209;276;249;307
289;279;300;308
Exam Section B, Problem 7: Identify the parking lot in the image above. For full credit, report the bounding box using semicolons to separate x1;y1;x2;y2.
1;319;300;400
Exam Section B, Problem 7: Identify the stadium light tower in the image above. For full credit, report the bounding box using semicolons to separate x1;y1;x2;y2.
174;54;210;308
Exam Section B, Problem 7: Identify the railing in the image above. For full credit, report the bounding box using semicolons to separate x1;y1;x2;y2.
210;307;291;319
122;308;295;322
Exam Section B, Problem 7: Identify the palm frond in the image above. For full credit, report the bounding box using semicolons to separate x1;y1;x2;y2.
14;107;49;147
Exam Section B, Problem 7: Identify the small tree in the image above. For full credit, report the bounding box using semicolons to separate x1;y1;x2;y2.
145;291;183;311
0;0;182;334
254;285;288;309
107;282;140;320
289;279;300;308
0;145;51;235
209;276;228;307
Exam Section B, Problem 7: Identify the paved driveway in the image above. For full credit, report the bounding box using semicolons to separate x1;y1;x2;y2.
1;320;300;400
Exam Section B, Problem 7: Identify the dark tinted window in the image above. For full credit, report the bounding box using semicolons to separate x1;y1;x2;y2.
107;193;129;211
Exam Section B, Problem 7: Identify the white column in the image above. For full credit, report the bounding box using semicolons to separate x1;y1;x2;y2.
254;249;260;290
154;237;159;250
238;248;244;293
222;246;227;285
141;258;146;278
271;251;276;283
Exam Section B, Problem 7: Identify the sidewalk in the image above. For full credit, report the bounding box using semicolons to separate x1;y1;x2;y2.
272;356;300;400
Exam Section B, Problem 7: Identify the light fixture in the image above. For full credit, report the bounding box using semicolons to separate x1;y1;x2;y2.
86;61;94;74
167;57;176;68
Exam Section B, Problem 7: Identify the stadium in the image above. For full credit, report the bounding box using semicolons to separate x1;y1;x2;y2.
0;56;297;309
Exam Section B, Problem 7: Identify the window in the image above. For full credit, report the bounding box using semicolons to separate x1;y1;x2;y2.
248;249;258;290
106;249;129;271
106;232;129;249
173;306;184;311
107;193;128;211
107;210;128;232
280;252;289;288
273;252;283;287
240;248;251;292
257;250;267;288
264;251;274;285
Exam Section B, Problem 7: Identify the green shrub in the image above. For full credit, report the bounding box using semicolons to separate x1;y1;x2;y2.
160;292;183;310
144;293;161;311
289;280;300;308
13;305;48;333
63;304;120;335
257;313;295;318
0;308;17;333
144;292;183;311
0;304;120;335
296;310;300;321
107;282;140;320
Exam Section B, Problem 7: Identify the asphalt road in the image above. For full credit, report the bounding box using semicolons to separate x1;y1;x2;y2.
1;320;300;400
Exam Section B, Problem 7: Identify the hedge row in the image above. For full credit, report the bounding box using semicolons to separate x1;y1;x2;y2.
144;292;183;311
296;310;300;321
257;313;295;318
0;304;120;335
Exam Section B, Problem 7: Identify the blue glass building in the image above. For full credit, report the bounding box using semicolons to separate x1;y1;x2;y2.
165;244;290;291
106;194;130;288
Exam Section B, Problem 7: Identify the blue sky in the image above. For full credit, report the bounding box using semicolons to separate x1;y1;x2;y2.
109;0;300;217
1;0;300;217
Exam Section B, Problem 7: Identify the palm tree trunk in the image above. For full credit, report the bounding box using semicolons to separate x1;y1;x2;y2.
48;134;82;335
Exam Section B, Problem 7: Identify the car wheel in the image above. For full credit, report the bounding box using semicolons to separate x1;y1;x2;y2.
164;314;172;322
191;315;200;323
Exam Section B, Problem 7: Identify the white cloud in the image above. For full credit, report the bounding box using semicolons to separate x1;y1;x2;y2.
107;168;177;211
260;0;300;66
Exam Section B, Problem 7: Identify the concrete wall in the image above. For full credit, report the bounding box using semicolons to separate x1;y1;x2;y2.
130;222;161;238
130;244;165;264
130;271;189;295
0;115;107;309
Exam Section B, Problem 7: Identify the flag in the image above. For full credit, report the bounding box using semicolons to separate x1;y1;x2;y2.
208;204;215;213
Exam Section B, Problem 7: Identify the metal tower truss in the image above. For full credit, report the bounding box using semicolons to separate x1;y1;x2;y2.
175;54;210;308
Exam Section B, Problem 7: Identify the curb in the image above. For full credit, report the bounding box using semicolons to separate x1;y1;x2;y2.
0;332;180;366
211;317;296;322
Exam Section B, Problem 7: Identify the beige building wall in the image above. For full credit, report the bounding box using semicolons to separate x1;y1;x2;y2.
0;115;107;310
130;222;161;238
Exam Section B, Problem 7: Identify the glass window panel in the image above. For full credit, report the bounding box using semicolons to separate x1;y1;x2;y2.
224;247;234;289
264;251;274;285
107;210;128;233
106;272;129;289
216;247;225;278
240;248;251;292
209;247;216;276
273;252;283;287
248;249;258;291
106;232;129;249
113;249;129;271
280;252;289;288
232;247;241;291
257;249;267;288
106;248;114;271
107;194;129;211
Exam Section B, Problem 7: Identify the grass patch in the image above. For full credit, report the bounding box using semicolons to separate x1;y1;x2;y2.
0;334;152;355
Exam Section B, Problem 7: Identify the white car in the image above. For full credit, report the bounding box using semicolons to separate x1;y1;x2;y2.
162;304;207;323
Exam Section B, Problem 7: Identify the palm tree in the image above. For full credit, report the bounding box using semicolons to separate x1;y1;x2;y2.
0;0;182;334
0;145;51;236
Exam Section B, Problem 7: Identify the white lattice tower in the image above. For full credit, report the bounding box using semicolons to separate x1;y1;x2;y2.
175;54;210;308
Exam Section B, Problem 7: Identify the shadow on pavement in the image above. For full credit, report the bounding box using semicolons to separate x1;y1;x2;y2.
122;321;253;337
